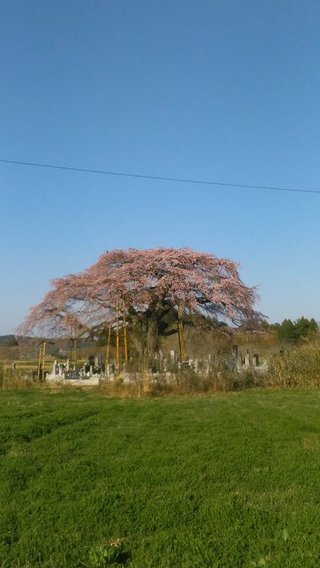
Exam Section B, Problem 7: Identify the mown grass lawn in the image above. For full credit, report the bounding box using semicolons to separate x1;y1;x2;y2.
0;388;319;567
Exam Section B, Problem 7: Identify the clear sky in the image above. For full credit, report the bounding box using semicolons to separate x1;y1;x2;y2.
1;0;320;334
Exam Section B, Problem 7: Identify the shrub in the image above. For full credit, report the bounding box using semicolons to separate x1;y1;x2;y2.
88;539;129;567
268;343;320;388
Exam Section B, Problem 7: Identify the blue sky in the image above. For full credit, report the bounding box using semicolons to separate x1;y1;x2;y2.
1;0;320;334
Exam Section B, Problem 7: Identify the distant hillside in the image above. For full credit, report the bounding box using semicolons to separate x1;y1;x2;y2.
0;335;18;346
0;334;102;361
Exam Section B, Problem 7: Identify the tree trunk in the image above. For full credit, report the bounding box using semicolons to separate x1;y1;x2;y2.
144;300;178;362
146;311;159;358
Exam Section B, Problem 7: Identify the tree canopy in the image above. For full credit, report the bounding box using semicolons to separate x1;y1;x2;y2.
19;247;260;355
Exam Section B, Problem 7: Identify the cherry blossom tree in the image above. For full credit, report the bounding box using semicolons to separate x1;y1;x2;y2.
19;247;260;360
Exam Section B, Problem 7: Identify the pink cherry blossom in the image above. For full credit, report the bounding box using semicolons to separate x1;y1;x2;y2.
19;248;260;355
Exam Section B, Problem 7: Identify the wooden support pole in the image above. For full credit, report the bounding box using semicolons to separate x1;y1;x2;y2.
38;340;46;380
178;303;185;363
37;342;42;381
105;325;111;373
116;298;120;372
123;300;128;362
72;338;77;368
42;341;46;379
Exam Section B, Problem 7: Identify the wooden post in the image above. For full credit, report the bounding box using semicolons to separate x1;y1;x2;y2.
123;299;128;362
116;298;120;372
105;325;111;374
178;303;185;363
72;337;77;368
38;340;46;380
42;341;46;378
37;342;42;380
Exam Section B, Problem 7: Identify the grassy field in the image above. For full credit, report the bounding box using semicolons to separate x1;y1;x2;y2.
0;389;319;567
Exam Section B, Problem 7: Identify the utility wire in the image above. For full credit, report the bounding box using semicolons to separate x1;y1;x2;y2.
0;158;319;195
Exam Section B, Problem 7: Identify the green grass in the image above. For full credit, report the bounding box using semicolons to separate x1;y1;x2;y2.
0;389;320;567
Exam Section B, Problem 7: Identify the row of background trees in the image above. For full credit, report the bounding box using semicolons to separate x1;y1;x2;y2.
262;317;319;344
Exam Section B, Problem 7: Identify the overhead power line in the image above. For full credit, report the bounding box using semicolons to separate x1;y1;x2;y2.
0;158;319;195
